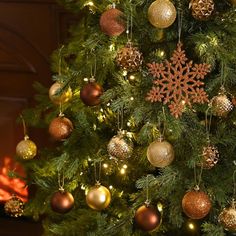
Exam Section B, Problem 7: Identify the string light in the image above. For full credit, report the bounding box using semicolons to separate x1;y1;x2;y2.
123;164;127;169
122;70;127;76
81;184;86;190
129;75;135;80
157;202;163;212
109;185;113;190
188;222;195;230
103;163;108;169
120;168;126;175
84;77;89;82
109;44;115;51
86;1;94;7
80;172;83;175
130;97;134;101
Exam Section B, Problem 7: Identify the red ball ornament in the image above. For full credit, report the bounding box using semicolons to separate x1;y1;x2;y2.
49;116;73;141
80;80;103;106
182;189;212;219
50;190;74;214
134;204;161;232
99;6;125;37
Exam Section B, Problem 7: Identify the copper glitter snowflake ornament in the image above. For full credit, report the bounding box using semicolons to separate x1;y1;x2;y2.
146;42;211;118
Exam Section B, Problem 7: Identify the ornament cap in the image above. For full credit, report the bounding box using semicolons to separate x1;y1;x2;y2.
194;185;200;191
145;200;151;207
59;187;65;192
89;76;96;83
95;181;101;187
24;135;29;140
158;135;164;142
111;3;116;9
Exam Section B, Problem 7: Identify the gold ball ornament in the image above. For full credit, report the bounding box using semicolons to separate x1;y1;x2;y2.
190;0;215;20
4;195;24;217
147;137;174;168
107;130;133;160
116;42;143;72
148;0;177;29
219;201;236;232
86;183;111;210
16;135;37;160
182;189;212;219
199;144;219;169
49;82;72;105
211;94;233;117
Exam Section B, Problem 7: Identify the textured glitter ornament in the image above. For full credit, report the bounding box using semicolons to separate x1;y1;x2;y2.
148;0;177;28
182;189;212;219
134;204;161;232
211;90;233;117
146;42;211;118
80;78;103;106
147;137;174;168
50;190;74;214
116;41;143;72
199;144;219;169
107;130;133;160
219;201;236;232
49;82;72;105
16;135;37;160
99;6;125;37
86;183;111;210
48;115;73;141
4;195;24;217
190;0;214;20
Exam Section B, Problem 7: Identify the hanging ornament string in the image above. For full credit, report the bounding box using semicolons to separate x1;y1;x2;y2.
90;53;97;79
145;175;150;205
205;107;212;142
194;163;203;190
58;45;65;115
58;170;65;191
20;115;28;138
220;61;226;88
126;1;133;42
177;9;183;43
94;160;102;184
117;106;124;131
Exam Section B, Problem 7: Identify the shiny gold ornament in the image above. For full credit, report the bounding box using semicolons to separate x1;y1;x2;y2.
16;135;37;160
49;82;72;105
190;0;214;20
147;137;174;168
182;189;212;219
4;195;24;217
116;41;143;72
211;91;233;117
107;130;133;160
219;201;236;232
86;183;111;210
199;144;219;169
148;0;177;29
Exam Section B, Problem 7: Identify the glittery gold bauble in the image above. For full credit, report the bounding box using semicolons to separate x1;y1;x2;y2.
182;190;212;219
16;136;37;160
219;202;236;232
148;0;177;29
211;94;233;117
49;82;72;105
99;7;125;36
147;138;174;168
86;183;111;210
190;0;214;20
199;144;219;169
107;130;133;159
4;195;24;217
116;42;143;72
48;116;73;141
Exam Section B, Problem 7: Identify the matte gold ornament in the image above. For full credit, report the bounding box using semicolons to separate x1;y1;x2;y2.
107;130;133;160
16;135;37;160
86;182;111;210
116;41;143;72
182;189;212;219
148;0;177;29
190;0;214;20
211;89;233;117
219;201;236;232
147;137;174;168
199;143;219;169
4;195;24;217
49;82;72;105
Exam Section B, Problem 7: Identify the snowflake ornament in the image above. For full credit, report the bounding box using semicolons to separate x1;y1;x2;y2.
146;42;211;118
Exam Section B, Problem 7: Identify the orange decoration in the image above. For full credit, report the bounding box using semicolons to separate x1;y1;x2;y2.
146;42;211;118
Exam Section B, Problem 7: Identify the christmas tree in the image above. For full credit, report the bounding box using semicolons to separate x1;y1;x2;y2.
12;0;236;235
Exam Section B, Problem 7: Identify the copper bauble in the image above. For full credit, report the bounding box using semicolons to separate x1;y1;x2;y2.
49;82;72;105
50;190;74;214
182;190;211;219
86;183;111;210
100;7;125;36
211;94;233;117
80;81;103;106
116;42;143;72
4;195;24;217
134;204;161;232
219;202;236;232
148;0;177;29
48;116;73;141
190;0;214;20
199;144;219;169
107;130;133;159
147;138;174;168
16;136;37;160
